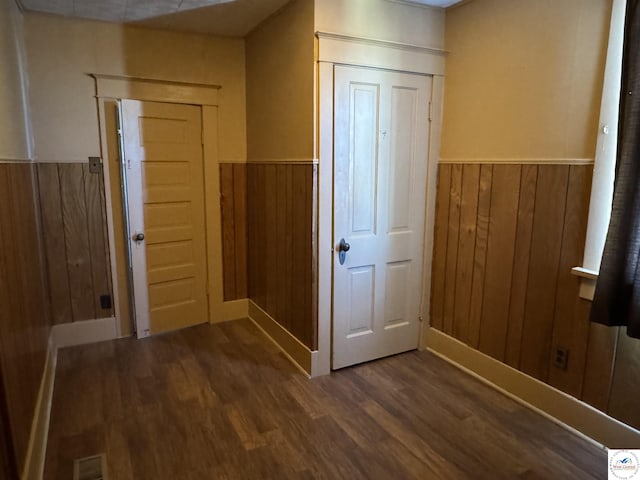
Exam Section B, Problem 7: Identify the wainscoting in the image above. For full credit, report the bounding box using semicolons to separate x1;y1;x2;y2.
220;163;248;302
247;162;317;350
430;162;640;433
37;163;114;324
0;162;50;474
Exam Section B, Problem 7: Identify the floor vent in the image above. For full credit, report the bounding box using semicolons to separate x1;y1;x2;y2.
73;454;108;480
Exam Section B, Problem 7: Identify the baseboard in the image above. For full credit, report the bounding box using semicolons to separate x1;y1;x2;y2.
52;317;119;348
427;327;640;448
248;301;314;376
212;299;249;323
21;333;57;480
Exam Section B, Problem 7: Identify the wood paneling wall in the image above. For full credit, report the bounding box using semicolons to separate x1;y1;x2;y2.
37;163;113;324
0;162;50;473
431;164;612;398
220;163;248;301
247;163;317;349
431;162;640;431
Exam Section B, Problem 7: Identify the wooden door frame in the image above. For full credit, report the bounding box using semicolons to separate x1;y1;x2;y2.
314;33;446;377
92;74;247;337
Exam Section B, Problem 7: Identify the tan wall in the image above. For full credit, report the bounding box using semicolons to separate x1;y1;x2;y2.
23;13;246;163
441;0;611;160
245;0;315;161
0;0;31;160
315;0;445;49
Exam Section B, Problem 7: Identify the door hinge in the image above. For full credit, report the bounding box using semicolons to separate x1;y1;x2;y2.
428;101;433;122
419;315;424;323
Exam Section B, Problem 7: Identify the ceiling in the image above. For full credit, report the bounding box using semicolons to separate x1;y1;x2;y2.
17;0;464;37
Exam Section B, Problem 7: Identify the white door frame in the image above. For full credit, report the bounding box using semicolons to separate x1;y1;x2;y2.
314;33;446;377
92;74;248;337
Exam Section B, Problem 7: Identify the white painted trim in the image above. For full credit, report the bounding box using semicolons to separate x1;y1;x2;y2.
314;61;334;377
91;74;220;106
21;333;56;480
316;31;447;55
248;301;314;376
439;158;595;165
201;105;228;325
96;100;124;337
317;32;445;76
419;75;444;349
0;157;32;163
246;158;319;165
52;317;119;348
576;0;626;299
571;266;599;280
427;328;640;448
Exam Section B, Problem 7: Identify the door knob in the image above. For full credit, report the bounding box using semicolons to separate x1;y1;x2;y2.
338;238;350;265
134;232;145;242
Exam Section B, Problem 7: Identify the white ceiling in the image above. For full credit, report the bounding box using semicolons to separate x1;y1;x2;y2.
17;0;465;37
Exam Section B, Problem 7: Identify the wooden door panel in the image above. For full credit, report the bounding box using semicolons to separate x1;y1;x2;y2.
122;100;207;336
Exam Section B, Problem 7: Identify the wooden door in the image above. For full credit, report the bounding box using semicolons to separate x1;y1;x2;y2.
332;66;431;369
121;100;208;336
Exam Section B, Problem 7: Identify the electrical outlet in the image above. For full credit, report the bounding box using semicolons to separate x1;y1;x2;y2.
88;156;102;174
100;294;112;310
553;347;569;370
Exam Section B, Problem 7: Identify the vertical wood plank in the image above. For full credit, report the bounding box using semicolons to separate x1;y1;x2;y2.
233;164;248;299
247;164;258;301
467;164;493;349
220;164;237;301
291;165;309;346
519;165;569;381
0;163;49;469
83;164;114;317
430;165;451;331
275;165;289;332
310;164;319;350
548;165;593;397
303;165;314;349
478;165;521;361
452;164;479;344
443;164;462;336
255;165;268;309
264;165;278;317
37;164;73;325
581;323;618;412
59;163;95;322
505;165;537;368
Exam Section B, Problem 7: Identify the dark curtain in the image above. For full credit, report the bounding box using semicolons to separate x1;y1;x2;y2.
591;0;640;339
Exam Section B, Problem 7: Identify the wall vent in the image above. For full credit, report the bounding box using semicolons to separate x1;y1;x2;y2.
73;454;108;480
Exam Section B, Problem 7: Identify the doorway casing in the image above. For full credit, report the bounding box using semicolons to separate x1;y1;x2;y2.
314;33;446;377
92;74;248;337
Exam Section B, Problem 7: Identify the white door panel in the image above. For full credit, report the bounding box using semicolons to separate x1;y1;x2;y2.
333;66;431;369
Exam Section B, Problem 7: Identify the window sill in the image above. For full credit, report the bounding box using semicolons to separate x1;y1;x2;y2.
571;267;598;301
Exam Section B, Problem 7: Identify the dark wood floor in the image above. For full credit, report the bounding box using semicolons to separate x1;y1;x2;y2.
44;319;606;479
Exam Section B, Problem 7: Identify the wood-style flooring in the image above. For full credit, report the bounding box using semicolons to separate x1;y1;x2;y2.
44;319;606;479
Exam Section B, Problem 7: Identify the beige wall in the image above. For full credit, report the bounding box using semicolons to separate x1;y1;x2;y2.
23;13;246;163
441;0;611;160
245;0;315;161
0;0;31;161
315;0;445;49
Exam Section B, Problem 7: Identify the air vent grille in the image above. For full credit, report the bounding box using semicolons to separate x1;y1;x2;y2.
73;454;108;480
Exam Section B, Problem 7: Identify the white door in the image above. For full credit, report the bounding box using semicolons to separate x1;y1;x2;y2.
121;100;208;337
332;66;432;369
